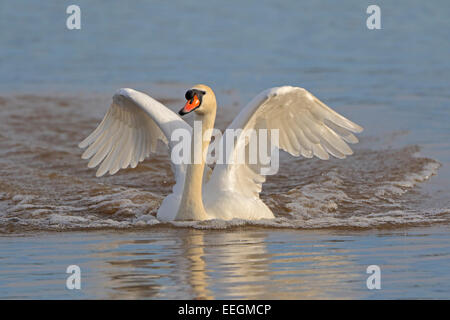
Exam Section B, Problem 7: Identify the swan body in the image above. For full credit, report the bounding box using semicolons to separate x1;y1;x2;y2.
79;85;363;221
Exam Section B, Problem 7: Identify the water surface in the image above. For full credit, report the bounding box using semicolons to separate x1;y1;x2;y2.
0;0;449;299
2;227;450;299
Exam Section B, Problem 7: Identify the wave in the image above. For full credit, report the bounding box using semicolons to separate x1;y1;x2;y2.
0;145;445;233
0;94;446;233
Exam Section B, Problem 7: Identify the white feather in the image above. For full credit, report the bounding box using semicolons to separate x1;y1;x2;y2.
79;88;192;195
80;86;363;222
206;86;364;200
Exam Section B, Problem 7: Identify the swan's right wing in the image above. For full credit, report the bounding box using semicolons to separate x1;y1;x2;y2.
79;88;191;194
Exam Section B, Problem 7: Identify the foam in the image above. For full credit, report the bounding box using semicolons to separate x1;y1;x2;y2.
0;145;446;233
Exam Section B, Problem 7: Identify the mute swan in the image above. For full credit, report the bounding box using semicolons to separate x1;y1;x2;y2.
79;84;363;221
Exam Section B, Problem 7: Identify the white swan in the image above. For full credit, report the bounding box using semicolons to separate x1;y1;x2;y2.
79;84;363;221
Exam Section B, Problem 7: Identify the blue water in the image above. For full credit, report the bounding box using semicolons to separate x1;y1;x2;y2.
1;227;450;299
0;1;448;96
1;0;449;151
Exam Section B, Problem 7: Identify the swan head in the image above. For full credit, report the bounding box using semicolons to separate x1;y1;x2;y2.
179;84;216;116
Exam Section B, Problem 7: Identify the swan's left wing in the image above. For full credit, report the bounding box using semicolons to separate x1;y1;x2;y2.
207;86;363;198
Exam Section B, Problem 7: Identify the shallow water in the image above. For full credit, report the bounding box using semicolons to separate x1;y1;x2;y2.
0;93;446;232
0;0;449;299
1;227;450;299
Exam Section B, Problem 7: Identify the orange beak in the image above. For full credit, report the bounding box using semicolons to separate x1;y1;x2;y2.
179;94;201;115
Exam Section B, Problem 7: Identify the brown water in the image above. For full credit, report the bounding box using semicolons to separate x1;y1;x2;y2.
0;91;446;233
0;88;449;299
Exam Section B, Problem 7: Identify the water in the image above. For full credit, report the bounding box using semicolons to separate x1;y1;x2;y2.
1;227;450;299
0;0;449;299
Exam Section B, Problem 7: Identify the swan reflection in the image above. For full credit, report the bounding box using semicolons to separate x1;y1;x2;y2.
88;229;359;299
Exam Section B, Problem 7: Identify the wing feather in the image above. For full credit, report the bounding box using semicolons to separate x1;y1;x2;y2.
206;86;363;197
79;88;191;189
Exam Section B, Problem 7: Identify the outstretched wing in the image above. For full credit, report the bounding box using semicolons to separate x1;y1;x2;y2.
79;88;191;193
206;86;363;198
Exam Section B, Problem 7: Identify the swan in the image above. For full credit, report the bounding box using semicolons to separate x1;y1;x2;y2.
79;84;363;221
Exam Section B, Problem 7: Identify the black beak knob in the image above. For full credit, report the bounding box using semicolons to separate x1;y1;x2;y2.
185;90;194;100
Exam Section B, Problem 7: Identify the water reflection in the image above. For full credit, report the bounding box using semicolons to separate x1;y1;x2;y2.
2;228;450;299
86;229;361;299
179;230;212;299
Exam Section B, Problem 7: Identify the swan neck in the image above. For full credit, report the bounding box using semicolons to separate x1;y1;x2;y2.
175;110;215;220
